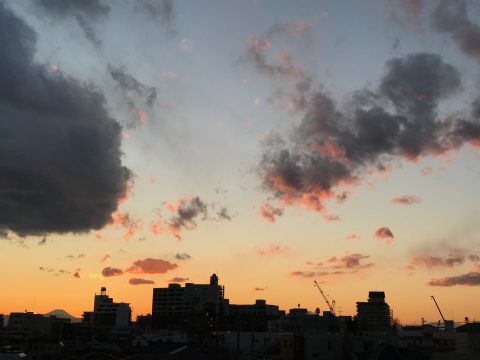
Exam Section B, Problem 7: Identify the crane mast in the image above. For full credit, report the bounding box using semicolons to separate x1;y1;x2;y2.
314;280;335;316
431;295;446;323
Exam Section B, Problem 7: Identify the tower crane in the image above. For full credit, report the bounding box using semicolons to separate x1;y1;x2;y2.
431;295;446;327
314;280;335;316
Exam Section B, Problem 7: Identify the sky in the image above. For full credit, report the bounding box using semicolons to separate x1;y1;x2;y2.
1;0;480;325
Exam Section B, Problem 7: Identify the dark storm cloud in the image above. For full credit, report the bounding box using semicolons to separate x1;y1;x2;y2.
33;0;109;48
0;3;130;236
259;53;480;215
429;272;480;286
135;0;174;29
101;266;124;277
432;0;480;62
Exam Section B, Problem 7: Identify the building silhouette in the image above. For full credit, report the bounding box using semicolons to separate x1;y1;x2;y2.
82;287;131;329
356;291;392;333
152;274;225;328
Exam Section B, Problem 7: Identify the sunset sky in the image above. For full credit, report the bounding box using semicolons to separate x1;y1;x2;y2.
1;0;480;325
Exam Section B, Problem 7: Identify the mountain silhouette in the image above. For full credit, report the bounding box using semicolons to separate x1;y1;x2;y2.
44;309;81;323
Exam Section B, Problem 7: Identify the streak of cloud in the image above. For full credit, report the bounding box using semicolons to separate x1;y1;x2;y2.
129;277;155;285
391;194;422;205
429;272;480;286
257;243;289;256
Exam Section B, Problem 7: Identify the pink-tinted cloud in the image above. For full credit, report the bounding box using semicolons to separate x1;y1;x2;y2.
259;202;284;223
327;253;374;269
102;266;124;277
244;36;304;79
73;269;81;278
290;271;319;278
345;233;359;241
374;227;395;244
258;53;480;218
410;255;465;269
429;272;480;287
168;277;189;283
291;253;373;279
117;180;135;205
129;278;155;285
391;195;422;205
257;243;289;256
126;258;177;274
99;254;111;263
110;211;143;241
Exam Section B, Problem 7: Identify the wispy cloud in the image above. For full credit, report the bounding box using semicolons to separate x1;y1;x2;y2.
129;277;155;285
150;196;231;240
259;202;284;223
257;243;289;256
391;195;422;205
429;272;480;286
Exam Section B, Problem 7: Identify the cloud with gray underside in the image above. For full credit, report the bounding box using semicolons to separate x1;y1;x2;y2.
32;0;109;48
0;3;130;236
429;272;480;286
259;52;480;215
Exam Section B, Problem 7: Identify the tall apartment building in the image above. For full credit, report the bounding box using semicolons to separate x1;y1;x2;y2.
356;291;392;333
152;273;225;324
82;287;131;328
